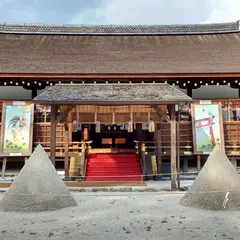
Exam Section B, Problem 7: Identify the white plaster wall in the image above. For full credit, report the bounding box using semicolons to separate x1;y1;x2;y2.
193;85;238;99
0;86;32;100
0;86;51;100
0;85;238;100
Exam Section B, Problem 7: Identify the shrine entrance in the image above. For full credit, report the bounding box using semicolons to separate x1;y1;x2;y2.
33;83;193;189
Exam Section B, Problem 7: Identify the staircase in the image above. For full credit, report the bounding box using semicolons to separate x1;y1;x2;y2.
85;153;143;182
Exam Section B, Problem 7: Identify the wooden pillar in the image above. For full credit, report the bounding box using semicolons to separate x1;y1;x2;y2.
154;124;162;180
64;123;69;177
170;105;177;189
177;112;181;188
197;155;201;171
68;110;73;142
50;105;57;166
1;158;7;179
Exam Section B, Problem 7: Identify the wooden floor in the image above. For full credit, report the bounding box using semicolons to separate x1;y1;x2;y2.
0;181;146;188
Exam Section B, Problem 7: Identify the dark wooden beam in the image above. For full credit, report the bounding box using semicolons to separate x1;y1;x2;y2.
170;104;177;190
1;72;240;79
152;105;171;124
50;105;57;166
56;106;73;124
154;124;162;180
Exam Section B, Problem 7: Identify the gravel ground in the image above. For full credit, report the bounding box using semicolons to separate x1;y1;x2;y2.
0;192;239;240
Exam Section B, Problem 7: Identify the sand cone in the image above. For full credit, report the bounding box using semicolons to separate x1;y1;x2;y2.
180;146;240;211
0;144;77;212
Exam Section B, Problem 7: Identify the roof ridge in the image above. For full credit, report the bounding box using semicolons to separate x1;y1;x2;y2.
0;21;239;35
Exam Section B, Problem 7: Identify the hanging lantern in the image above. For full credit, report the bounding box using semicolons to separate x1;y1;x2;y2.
96;121;101;133
149;120;155;132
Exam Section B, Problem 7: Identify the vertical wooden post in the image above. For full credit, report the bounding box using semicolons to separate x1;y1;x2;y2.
50;105;57;166
1;158;7;179
64;123;69;177
177;111;181;188
197;155;201;171
170;104;177;190
68;110;73;142
155;124;162;180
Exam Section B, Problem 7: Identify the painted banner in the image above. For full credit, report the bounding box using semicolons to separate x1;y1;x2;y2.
191;103;224;154
0;102;34;156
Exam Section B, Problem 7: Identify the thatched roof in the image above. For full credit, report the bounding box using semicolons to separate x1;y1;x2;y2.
33;83;192;105
0;21;240;75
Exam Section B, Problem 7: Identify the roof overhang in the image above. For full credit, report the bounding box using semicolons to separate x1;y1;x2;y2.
33;83;193;105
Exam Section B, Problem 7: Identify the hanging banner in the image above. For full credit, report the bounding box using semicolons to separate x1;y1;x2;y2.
191;103;224;154
72;120;78;132
95;121;101;133
0;102;34;156
128;120;133;132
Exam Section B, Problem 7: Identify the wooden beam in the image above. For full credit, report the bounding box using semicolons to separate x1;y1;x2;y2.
1;73;240;79
64;123;69;177
154;124;162;180
170;104;177;190
50;105;57;166
177;112;180;188
152;105;171;124
56;106;73;124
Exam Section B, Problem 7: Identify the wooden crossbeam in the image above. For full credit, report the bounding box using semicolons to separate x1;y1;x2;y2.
152;105;170;124
56;106;73;124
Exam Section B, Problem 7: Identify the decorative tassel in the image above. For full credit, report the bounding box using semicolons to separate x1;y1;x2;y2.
96;121;101;133
149;120;155;132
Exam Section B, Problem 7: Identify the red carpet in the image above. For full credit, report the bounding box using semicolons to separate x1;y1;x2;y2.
86;153;143;182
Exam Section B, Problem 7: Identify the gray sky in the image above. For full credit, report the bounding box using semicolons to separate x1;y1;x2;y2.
0;0;239;25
